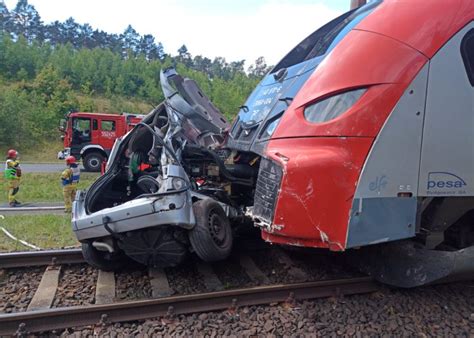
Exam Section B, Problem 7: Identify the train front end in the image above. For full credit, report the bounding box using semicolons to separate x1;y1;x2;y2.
239;0;474;286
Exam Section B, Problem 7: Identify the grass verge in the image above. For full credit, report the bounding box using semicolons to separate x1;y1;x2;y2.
0;214;78;252
0;173;99;204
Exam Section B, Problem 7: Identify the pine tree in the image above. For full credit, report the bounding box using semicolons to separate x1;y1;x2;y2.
177;44;192;66
139;34;165;61
0;0;11;32
44;21;62;45
79;23;95;49
120;25;140;58
62;17;80;48
192;55;212;75
10;0;43;42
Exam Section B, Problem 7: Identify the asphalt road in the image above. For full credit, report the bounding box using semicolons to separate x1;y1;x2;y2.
20;163;85;173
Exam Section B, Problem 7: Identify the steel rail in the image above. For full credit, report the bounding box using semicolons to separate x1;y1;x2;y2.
0;249;84;268
0;276;377;335
0;238;270;269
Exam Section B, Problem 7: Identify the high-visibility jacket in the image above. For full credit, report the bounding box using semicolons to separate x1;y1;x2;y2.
61;164;80;186
4;159;21;180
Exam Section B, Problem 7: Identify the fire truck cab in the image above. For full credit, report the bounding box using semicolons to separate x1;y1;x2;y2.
58;112;144;171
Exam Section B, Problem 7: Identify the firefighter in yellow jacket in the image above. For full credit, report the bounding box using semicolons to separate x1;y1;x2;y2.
5;149;22;207
61;156;80;213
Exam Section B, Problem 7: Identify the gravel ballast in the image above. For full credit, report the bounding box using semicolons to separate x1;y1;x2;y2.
59;281;474;336
52;264;97;307
165;260;207;295
115;268;152;301
0;267;43;313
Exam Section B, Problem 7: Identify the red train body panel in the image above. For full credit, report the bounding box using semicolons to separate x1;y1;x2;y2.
262;137;372;250
356;0;474;58
257;0;474;251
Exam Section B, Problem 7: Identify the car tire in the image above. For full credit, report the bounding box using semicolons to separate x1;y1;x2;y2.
83;152;104;172
189;199;233;262
81;242;128;271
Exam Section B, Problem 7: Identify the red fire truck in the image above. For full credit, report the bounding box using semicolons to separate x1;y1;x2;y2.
58;112;144;171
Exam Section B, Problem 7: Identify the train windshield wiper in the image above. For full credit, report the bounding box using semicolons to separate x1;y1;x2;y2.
242;120;260;129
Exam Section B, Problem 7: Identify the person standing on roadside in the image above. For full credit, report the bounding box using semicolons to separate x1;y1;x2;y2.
4;149;22;207
61;156;80;213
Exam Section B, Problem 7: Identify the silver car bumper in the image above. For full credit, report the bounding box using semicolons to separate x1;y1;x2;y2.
72;190;195;241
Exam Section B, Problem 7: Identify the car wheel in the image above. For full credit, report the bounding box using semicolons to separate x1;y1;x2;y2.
83;152;104;172
189;199;233;262
81;242;129;271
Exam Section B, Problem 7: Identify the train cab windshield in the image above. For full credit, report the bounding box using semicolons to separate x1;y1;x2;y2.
229;1;382;146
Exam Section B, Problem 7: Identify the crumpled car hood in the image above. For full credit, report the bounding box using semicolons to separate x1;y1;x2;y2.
160;68;229;138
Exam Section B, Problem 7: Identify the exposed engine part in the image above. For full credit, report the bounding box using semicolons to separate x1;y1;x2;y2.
81;242;129;271
182;144;256;186
137;175;161;193
92;241;115;253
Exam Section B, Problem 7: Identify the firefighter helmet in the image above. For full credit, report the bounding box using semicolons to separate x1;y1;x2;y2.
66;156;76;165
7;149;18;158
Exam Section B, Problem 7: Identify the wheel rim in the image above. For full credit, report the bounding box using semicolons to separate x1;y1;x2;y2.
208;210;227;246
89;158;100;168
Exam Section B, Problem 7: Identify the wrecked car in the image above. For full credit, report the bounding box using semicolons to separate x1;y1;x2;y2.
73;68;257;269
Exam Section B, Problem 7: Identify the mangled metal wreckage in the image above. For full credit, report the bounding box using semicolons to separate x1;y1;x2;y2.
74;68;255;269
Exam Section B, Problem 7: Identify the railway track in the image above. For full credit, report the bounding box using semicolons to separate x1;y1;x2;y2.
0;277;376;335
0;249;84;268
0;248;379;335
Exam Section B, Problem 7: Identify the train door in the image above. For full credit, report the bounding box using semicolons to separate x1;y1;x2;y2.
418;23;474;197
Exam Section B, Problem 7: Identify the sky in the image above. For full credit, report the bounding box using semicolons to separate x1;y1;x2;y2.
4;0;349;65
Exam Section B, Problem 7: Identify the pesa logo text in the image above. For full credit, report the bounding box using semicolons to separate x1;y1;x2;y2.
427;172;467;194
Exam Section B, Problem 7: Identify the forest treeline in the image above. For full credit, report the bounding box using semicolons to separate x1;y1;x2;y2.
0;0;272;147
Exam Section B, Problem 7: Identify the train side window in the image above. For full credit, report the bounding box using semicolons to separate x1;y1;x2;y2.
92;119;98;130
461;29;474;86
101;120;116;131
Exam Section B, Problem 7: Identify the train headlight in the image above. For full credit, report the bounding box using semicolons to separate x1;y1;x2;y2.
304;88;366;123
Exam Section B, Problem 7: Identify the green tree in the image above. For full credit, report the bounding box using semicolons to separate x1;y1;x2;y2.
248;56;271;78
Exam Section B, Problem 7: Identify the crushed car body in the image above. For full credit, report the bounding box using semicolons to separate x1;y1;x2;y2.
73;68;253;269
